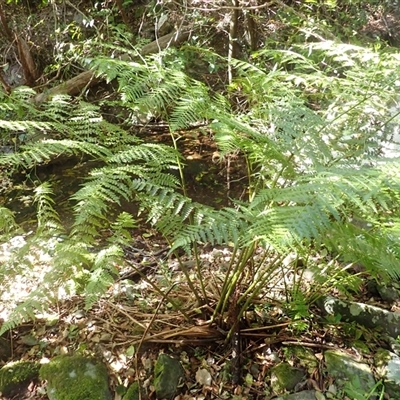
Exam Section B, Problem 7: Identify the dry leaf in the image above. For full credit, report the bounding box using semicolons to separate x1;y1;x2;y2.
195;368;212;386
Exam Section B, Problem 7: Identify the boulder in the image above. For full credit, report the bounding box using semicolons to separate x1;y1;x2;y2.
39;354;111;400
153;353;185;399
324;349;375;395
269;362;305;394
0;360;40;397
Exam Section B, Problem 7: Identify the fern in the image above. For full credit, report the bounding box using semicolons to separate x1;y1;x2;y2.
2;38;400;335
0;207;19;238
33;183;65;236
84;245;123;309
0;296;51;335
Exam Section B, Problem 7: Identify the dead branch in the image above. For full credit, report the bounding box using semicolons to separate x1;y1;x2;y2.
33;28;191;104
140;29;191;55
0;4;13;41
15;35;38;86
33;70;99;104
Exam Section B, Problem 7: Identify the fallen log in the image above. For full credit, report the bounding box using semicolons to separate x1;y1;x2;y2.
140;29;191;55
33;28;192;105
33;70;99;105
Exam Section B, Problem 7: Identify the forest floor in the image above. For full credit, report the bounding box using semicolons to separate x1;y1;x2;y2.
1;1;400;399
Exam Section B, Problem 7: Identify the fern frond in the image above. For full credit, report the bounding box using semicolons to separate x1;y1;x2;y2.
108;212;136;247
242;202;331;252
0;119;51;133
84;245;123;309
0;139;111;169
109;142;180;170
0;207;18;237
325;221;400;281
0;295;51;336
33;182;64;236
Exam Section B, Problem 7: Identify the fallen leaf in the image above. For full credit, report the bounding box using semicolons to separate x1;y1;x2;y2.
195;368;212;386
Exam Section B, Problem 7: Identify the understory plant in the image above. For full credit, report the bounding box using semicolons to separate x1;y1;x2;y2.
89;41;400;329
1;37;400;336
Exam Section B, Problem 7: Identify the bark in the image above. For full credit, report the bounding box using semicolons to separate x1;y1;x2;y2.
16;35;38;86
0;4;13;41
229;0;240;59
33;71;99;105
33;28;191;104
228;0;240;83
140;29;191;55
114;0;131;30
246;8;259;51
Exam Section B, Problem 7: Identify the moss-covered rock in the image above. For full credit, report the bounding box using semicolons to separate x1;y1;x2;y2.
286;346;318;374
324;349;375;394
122;382;142;400
153;353;185;399
0;360;40;396
39;354;112;400
270;362;305;394
0;337;11;362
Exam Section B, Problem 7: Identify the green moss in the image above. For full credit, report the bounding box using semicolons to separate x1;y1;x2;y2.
286;345;318;373
153;354;185;399
122;382;141;400
0;360;40;395
39;354;111;400
270;362;305;394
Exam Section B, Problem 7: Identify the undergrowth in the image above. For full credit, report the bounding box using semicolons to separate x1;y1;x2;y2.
0;36;400;337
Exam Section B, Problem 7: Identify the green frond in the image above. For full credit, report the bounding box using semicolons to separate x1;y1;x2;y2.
168;76;211;131
0;119;51;132
108;212;136;247
84;245;122;309
325;222;400;281
53;241;93;270
243;203;332;251
0;296;51;336
133;181;193;225
33;182;64;236
109;142;180;170
211;116;287;166
0;207;18;237
0;139;111;169
170;207;248;251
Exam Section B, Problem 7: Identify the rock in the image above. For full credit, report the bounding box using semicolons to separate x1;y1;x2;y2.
39;354;112;400
122;382;142;400
324;350;375;395
0;337;11;362
153;353;185;399
281;390;321;399
317;295;400;338
0;360;40;397
269;362;305;394
376;283;400;302
374;348;400;398
286;346;318;374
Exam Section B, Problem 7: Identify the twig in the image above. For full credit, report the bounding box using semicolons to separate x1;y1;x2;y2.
134;283;179;400
171;0;273;11
105;301;148;330
282;340;336;349
241;321;292;332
